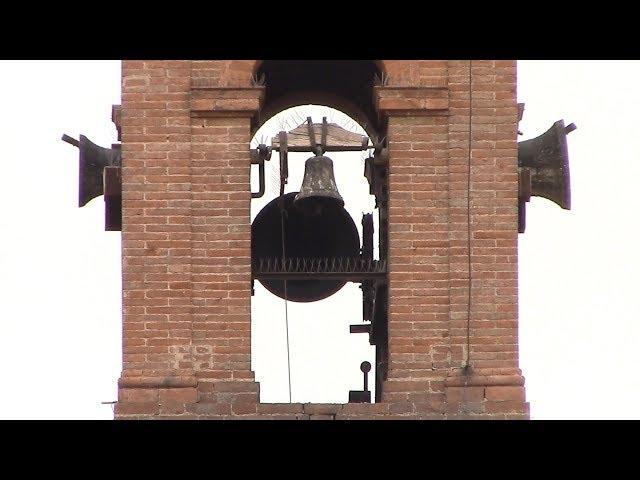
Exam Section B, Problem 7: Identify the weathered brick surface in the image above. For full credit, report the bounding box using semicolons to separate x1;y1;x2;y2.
116;60;528;420
446;60;520;374
485;385;526;402
120;60;193;382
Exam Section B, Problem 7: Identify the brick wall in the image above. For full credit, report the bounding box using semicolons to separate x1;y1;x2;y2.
115;60;528;419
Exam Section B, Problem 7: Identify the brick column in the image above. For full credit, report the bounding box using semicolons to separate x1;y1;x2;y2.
186;83;264;416
373;61;528;419
374;83;452;416
116;63;265;418
117;60;198;417
443;60;528;419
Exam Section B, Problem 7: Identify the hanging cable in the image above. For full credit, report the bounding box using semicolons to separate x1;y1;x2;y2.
464;60;473;371
279;201;293;403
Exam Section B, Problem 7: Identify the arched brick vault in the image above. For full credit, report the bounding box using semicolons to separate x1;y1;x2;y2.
224;60;447;87
223;60;392;139
224;60;389;79
222;60;450;139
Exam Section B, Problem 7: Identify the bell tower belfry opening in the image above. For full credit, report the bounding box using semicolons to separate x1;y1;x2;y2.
249;105;384;404
248;61;391;405
101;60;559;419
253;60;384;138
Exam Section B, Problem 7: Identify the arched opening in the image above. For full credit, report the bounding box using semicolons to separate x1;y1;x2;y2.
253;60;385;140
250;105;384;404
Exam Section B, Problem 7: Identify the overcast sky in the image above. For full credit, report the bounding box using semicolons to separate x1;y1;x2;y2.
0;60;637;419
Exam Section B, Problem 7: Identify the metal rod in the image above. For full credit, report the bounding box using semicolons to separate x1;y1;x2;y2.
350;324;372;334
361;361;371;392
271;145;373;153
320;117;328;154
306;117;319;155
278;131;288;197
61;134;79;147
254;272;387;281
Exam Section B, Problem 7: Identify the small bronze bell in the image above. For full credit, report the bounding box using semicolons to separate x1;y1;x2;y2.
294;154;344;212
518;120;576;210
62;134;122;208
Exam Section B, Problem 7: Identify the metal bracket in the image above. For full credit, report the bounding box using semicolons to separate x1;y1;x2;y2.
350;324;372;334
278;131;288;197
251;144;272;199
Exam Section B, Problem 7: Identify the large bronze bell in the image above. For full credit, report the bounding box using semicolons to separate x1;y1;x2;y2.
294;154;344;212
252;192;360;302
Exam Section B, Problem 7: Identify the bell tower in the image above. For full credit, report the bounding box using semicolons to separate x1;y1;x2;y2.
78;60;574;419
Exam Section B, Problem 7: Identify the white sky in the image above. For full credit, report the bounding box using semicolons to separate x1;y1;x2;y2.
0;60;637;419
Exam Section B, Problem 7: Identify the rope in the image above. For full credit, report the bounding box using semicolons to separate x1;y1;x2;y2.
279;204;293;403
465;60;473;371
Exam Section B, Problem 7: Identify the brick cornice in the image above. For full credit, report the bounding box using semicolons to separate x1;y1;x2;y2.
118;376;198;389
190;85;265;119
374;85;449;117
444;367;525;387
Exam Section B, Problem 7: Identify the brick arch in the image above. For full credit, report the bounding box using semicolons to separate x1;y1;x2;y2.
253;92;378;140
243;60;388;138
227;59;389;75
224;60;389;86
223;60;450;87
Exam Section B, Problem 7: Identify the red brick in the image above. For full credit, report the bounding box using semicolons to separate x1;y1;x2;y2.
159;388;198;404
341;403;389;415
302;404;343;415
116;401;159;416
485;386;525;402
118;388;158;403
388;402;414;415
231;401;258;415
306;414;334;420
257;404;305;415
187;402;232;416
485;400;528;414
159;402;187;415
445;386;485;403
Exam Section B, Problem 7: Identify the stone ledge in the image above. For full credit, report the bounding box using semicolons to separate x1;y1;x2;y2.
445;367;525;387
374;85;449;116
190;86;265;118
442;369;529;418
115;406;529;420
118;376;197;389
114;375;529;419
